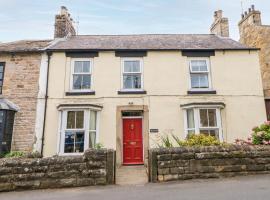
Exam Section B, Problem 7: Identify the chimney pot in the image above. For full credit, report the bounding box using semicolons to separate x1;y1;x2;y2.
245;11;248;16
248;8;251;13
251;5;255;11
241;14;244;19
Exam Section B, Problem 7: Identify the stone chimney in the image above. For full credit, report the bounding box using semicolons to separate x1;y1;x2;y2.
210;10;229;37
54;6;76;38
238;5;262;39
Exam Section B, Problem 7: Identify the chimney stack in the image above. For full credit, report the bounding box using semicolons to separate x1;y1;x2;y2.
54;6;76;38
210;10;229;37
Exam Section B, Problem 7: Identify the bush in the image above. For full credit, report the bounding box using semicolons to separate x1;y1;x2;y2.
159;133;221;147
4;151;25;158
235;121;270;145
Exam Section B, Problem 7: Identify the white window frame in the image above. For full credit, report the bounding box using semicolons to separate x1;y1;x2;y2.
183;107;223;141
188;58;212;91
70;58;94;92
58;108;100;155
120;57;144;91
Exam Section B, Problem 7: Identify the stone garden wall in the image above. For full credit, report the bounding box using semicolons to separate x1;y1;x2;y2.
0;149;115;192
149;145;270;182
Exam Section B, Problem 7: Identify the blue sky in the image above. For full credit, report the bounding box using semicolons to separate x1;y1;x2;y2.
0;0;270;42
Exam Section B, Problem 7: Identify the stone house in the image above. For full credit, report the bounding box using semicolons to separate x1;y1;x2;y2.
36;8;266;167
0;40;51;153
237;5;270;119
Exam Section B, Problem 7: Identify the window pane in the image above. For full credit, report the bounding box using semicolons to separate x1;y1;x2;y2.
200;129;219;139
73;75;82;89
0;73;3;79
191;60;207;72
124;61;140;72
208;109;217;127
74;61;83;73
123;74;141;89
64;131;75;153
191;74;200;88
191;74;209;88
187;109;195;129
188;130;195;135
89;131;96;148
82;61;90;73
76;111;84;129
82;75;91;89
200;109;208;127
209;129;219;139
90;111;97;130
199;74;209;88
67;111;75;129
75;132;84;153
0;66;3;72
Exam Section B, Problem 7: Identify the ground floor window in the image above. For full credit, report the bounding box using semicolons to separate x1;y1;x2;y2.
0;110;15;154
184;107;222;140
60;109;99;154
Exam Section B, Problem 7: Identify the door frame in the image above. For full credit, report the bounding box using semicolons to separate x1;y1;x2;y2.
116;106;149;167
122;116;144;165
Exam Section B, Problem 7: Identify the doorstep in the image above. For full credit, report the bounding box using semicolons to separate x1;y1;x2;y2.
116;165;148;185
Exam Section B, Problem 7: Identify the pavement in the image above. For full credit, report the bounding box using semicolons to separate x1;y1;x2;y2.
1;175;270;200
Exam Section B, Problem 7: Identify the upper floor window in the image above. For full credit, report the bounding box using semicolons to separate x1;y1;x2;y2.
189;59;211;90
60;109;99;155
71;59;92;91
184;107;222;141
0;63;5;94
121;58;143;90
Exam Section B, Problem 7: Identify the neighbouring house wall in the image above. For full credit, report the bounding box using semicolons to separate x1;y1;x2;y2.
239;7;270;98
149;145;270;182
0;149;115;192
0;53;42;152
42;51;266;157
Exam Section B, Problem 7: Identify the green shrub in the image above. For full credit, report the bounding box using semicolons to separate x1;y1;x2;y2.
4;151;25;158
94;143;104;149
159;133;221;147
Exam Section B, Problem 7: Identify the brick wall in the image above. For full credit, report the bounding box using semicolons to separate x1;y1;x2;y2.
0;53;42;151
149;145;270;182
0;149;115;192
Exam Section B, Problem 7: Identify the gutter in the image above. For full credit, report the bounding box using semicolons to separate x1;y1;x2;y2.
40;51;52;156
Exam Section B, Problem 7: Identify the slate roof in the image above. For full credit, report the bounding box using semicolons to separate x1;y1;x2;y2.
0;40;52;53
48;34;256;51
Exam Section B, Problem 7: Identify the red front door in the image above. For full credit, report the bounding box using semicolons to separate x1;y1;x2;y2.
123;118;143;165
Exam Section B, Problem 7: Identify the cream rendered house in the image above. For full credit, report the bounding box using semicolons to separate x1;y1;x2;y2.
38;33;266;166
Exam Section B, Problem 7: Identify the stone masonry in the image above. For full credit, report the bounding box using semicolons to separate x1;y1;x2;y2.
54;6;76;38
238;5;270;97
149;145;270;182
210;10;229;37
0;149;115;192
0;53;43;152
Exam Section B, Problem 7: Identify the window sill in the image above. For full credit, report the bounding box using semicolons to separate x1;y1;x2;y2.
118;90;147;95
187;90;216;95
66;91;95;96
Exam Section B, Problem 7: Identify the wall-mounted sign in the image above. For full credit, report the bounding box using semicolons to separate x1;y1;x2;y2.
150;129;159;133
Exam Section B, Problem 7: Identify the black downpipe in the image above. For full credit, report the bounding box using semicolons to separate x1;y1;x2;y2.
40;51;52;156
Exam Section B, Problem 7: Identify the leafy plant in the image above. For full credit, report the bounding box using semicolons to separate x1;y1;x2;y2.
179;134;220;146
160;135;174;148
236;121;270;145
4;151;25;158
159;133;221;147
94;143;104;149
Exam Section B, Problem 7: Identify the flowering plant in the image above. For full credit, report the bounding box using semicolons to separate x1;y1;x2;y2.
236;121;270;145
